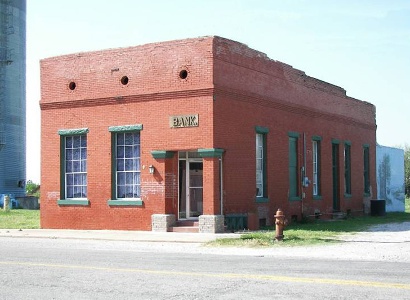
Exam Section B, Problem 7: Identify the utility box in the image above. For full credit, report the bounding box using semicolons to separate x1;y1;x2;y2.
370;200;386;217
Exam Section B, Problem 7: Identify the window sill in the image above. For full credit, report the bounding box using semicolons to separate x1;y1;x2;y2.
255;197;269;203
344;193;352;198
289;196;302;201
313;195;322;200
57;199;89;206
363;193;371;197
107;200;143;206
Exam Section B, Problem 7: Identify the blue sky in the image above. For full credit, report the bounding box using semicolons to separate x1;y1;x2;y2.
26;0;410;182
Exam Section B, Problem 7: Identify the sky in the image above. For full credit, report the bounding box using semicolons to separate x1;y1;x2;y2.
26;0;410;183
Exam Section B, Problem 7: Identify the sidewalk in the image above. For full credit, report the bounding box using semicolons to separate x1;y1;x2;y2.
0;228;241;243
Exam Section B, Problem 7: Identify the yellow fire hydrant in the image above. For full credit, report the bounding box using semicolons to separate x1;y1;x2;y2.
274;208;287;241
3;195;10;211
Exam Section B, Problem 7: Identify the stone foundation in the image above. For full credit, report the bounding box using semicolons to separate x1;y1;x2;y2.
199;215;225;233
151;214;176;232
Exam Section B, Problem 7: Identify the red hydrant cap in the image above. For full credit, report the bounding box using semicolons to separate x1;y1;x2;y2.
274;209;284;217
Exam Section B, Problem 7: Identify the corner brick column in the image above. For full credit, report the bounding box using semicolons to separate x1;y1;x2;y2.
151;214;176;232
199;215;224;233
201;157;220;215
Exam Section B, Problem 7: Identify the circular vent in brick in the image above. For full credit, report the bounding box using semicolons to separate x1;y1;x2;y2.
179;70;188;79
69;82;76;90
121;76;129;85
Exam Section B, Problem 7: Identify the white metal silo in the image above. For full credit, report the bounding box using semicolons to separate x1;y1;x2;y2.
0;0;26;197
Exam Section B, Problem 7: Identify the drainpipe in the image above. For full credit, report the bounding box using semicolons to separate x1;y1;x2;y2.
219;156;223;215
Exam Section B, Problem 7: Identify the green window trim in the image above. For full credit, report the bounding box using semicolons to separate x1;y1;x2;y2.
344;193;352;198
313;195;323;200
59;131;88;201
289;196;302;201
332;138;340;144
363;144;370;195
255;126;269;134
344;143;352;195
58;128;89;136
255;197;269;203
198;148;224;158
107;200;143;206
288;135;299;200
312;135;322;141
57;199;90;206
344;141;352;146
288;131;300;138
151;150;176;159
108;124;143;132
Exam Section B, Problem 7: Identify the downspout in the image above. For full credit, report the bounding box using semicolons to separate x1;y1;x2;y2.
219;156;223;215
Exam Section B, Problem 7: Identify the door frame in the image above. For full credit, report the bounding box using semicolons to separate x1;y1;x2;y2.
178;152;203;220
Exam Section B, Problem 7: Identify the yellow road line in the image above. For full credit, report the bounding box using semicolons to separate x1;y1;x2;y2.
1;260;410;290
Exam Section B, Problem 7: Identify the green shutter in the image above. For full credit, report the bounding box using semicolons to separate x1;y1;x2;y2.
288;136;299;200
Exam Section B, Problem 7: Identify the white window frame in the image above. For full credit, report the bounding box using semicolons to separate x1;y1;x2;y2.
256;133;264;198
312;140;318;196
115;131;141;199
65;135;87;199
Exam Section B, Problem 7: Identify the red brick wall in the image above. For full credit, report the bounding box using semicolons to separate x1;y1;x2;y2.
212;37;376;223
40;36;376;230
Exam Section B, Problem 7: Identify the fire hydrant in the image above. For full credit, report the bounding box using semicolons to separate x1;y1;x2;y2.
274;208;287;241
3;195;10;211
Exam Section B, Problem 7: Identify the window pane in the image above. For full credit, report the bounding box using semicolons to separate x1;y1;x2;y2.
126;172;133;184
66;136;73;148
117;159;124;171
81;136;87;147
67;186;74;198
73;136;81;148
66;149;73;160
73;161;80;172
117;146;125;158
117;133;124;145
133;173;140;185
66;161;72;173
134;158;140;171
66;174;73;185
133;145;140;157
117;185;125;198
125;159;133;170
73;148;80;160
256;184;263;197
125;146;133;158
125;133;134;145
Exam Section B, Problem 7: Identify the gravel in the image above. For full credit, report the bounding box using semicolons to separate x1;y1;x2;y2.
137;222;410;263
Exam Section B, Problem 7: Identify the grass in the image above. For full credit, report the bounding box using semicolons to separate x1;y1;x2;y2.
0;209;40;229
210;198;410;248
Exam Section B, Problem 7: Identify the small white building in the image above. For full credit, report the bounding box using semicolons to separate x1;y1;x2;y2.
376;144;405;212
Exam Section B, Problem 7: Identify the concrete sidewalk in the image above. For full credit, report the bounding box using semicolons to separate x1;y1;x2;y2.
0;228;241;243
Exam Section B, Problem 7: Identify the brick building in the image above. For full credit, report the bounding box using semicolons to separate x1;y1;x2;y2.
40;36;377;232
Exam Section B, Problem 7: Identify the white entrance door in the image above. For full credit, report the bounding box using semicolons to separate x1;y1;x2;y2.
179;152;203;219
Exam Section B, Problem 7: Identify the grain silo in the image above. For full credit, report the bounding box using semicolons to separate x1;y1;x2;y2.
0;0;26;197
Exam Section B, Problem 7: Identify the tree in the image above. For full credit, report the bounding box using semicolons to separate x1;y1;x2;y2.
404;145;410;198
26;180;40;198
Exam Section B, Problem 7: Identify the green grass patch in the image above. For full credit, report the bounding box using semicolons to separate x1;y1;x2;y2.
209;210;410;248
0;209;40;229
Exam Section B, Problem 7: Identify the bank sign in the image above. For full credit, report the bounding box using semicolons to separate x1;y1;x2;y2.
169;114;199;128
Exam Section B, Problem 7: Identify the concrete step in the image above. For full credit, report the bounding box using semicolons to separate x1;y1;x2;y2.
168;219;199;233
175;220;199;227
168;226;199;233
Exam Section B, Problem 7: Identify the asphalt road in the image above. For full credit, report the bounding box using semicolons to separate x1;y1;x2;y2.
1;237;410;299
